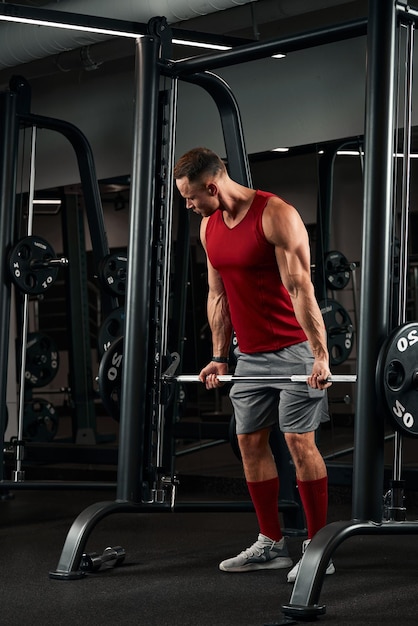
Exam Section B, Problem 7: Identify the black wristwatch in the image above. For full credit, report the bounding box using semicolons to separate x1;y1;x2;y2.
211;356;229;363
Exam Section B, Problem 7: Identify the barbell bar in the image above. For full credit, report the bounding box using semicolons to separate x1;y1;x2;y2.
30;257;69;269
164;374;357;384
98;321;418;439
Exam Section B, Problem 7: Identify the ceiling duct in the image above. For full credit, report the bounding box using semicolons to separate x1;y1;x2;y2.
0;0;256;70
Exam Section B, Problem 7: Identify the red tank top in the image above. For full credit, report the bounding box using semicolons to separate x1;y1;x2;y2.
205;190;307;353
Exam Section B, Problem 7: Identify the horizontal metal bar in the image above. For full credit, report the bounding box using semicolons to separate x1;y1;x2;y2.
0;481;117;491
166;374;357;384
165;18;367;77
396;3;418;22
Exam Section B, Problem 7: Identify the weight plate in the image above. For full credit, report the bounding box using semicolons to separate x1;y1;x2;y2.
25;332;60;388
320;299;354;366
23;399;58;442
98;307;125;357
8;235;59;295
376;322;418;437
98;253;127;296
98;335;123;421
97;337;176;420
324;250;351;290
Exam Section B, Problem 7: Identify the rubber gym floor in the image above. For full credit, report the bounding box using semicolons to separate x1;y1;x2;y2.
2;433;418;626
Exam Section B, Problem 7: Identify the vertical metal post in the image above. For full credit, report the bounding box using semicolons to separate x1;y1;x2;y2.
61;194;97;445
352;0;397;521
314;148;335;302
116;35;160;502
387;17;414;520
13;126;36;481
0;91;19;477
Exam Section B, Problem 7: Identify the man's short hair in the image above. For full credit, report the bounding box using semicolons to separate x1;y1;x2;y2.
174;147;226;182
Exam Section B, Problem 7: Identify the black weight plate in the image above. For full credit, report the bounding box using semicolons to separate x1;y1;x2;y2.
324;250;351;290
376;322;418;437
98;307;125;357
8;235;59;295
98;253;127;296
25;332;60;388
23;399;58;442
98;335;123;421
319;299;354;366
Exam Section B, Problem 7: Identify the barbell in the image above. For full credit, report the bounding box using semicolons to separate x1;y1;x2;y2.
169;374;356;384
97;321;418;439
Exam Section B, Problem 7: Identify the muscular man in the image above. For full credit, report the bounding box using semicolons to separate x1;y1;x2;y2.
174;147;334;582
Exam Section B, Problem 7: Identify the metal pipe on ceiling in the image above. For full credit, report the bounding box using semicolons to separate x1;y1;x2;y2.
0;0;256;70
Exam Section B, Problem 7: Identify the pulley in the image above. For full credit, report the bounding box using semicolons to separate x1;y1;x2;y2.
8;235;68;295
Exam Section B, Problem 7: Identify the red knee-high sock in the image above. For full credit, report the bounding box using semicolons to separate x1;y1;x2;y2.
246;477;282;542
297;476;328;539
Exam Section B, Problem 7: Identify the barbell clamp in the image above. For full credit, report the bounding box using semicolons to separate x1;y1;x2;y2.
30;257;69;269
161;351;181;379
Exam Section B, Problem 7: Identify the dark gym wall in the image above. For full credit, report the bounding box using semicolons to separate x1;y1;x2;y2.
14;23;418;287
21;34;370;190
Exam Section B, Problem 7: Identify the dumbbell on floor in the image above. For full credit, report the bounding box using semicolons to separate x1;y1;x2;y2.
80;546;126;572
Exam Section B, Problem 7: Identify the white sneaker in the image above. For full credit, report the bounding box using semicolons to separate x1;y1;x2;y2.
287;539;335;583
219;534;293;572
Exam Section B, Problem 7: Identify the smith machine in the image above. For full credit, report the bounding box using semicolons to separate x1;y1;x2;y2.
45;14;372;584
1;1;418;624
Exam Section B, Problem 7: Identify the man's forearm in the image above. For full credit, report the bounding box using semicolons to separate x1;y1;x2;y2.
207;292;233;357
291;290;329;361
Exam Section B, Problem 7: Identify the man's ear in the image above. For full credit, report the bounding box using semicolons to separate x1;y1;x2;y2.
207;183;217;196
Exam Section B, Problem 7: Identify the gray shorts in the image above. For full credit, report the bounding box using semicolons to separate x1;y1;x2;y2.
230;341;329;435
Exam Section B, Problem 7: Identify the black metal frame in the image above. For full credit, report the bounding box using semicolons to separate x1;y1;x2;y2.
0;88;20;477
0;77;115;485
281;0;418;621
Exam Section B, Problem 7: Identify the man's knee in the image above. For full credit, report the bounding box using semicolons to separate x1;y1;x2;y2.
284;432;317;463
238;428;270;458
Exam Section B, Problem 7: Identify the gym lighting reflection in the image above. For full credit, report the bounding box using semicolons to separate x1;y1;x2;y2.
33;200;62;205
172;39;231;50
0;13;232;50
284;149;418;158
0;14;142;38
336;150;418;158
0;13;286;54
